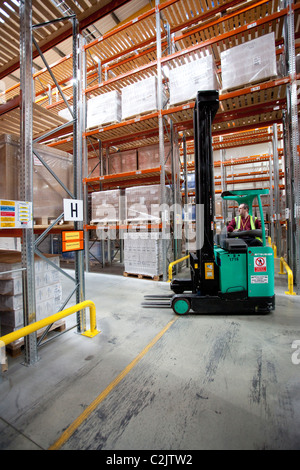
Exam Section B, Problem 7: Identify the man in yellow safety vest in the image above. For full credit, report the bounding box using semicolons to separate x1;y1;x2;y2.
227;203;263;246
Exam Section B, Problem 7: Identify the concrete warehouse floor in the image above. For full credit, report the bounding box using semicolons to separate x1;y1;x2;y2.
0;258;300;450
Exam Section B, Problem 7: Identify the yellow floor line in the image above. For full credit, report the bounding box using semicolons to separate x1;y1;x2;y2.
49;316;177;450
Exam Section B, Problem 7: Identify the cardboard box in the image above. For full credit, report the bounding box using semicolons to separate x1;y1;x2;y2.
138;143;171;171
125;184;172;223
0;250;62;331
91;189;124;224
108;149;137;174
123;232;165;276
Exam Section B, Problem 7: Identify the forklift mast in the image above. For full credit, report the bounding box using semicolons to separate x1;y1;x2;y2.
191;90;219;295
143;90;275;314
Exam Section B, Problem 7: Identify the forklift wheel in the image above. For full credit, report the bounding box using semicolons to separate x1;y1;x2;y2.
172;297;191;315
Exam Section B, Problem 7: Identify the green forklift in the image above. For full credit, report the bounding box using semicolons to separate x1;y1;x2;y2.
143;90;275;315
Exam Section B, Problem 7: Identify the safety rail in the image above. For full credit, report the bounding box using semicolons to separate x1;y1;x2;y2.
268;236;277;258
168;255;189;282
279;258;296;296
0;300;100;351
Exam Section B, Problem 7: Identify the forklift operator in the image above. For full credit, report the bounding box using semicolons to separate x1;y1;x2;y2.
227;203;263;246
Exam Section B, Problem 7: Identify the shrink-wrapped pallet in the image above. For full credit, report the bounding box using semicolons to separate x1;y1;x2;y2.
125;184;171;224
122;76;166;119
138;143;171;171
0;250;62;332
221;32;277;90
109;149;137;174
169;55;219;105
0;134;73;223
123;232;164;277
91;189;124;224
87;91;121;128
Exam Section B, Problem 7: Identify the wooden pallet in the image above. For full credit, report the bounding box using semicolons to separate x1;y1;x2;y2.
123;271;162;281
122;108;159;121
5;320;66;358
168;98;195;108
222;75;278;93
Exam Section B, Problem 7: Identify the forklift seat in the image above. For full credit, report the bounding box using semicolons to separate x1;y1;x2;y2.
222;238;248;253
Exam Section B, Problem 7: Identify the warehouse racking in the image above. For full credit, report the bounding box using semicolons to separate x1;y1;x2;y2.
0;0;299;365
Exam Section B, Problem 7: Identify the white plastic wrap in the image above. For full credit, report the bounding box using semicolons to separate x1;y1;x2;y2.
125;184;171;223
108;149;137;174
138;143;171;171
221;32;277;90
0;134;73;222
87;91;121;128
169;55;219;105
91;189;123;223
123;232;164;276
121;76;159;119
58;106;73;121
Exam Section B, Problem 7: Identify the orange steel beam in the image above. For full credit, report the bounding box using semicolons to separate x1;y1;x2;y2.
213;119;283;137
215;170;284;179
0;95;20;115
0;0;133;81
83;0;272;81
84;0;243;53
173;0;273;45
220;77;290;101
84;110;159;138
41;3;290;115
160;8;288;67
68;6;291;106
184;153;282;171
83;166;166;183
84;60;157;95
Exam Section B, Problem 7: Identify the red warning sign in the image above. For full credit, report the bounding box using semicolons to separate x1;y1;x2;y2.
254;256;267;272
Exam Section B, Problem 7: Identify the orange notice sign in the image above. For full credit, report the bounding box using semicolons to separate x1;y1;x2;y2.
62;231;84;252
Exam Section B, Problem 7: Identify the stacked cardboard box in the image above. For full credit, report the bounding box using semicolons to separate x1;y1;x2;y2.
137;143;171;171
123;232;164;277
108;149;137;174
0;250;62;335
87;91;122;129
91;189;124;224
125;184;172;224
221;32;277;90
169;55;219;106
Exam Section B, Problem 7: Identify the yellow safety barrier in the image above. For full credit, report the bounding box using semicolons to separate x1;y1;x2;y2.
268;236;277;258
279;257;296;296
0;300;100;348
168;255;189;282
